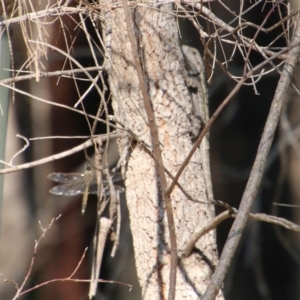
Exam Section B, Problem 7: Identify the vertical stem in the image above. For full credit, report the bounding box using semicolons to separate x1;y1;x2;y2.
0;20;11;236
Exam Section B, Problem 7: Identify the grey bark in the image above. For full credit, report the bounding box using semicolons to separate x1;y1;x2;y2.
103;3;223;299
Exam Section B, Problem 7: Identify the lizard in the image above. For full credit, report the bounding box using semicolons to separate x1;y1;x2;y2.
181;45;214;206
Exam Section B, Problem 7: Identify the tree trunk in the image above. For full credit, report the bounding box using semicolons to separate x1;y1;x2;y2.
103;3;223;299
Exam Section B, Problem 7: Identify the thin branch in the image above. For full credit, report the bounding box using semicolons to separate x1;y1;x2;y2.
242;1;282;75
202;16;300;300
12;216;61;300
121;1;177;299
183;210;232;258
0;82;115;127
0;66;103;85
0;132;126;175
166;43;293;197
18;278;131;297
181;1;293;62
13;242;131;297
9;134;30;165
68;248;89;278
183;210;300;258
0;6;98;26
128;128;234;212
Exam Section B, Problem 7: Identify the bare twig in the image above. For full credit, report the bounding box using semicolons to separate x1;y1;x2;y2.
7;245;131;298
9;134;30;165
12;216;61;300
0;82;116;128
17;277;131;297
121;1;177;299
2;2;300;299
183;210;233;258
0;132;126;175
0;66;103;85
68;248;89;278
166;44;294;197
242;1;282;75
128;127;234;213
202;16;300;300
0;6;97;26
183;210;300;258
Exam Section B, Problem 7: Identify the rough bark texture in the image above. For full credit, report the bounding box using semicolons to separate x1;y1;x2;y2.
104;3;223;299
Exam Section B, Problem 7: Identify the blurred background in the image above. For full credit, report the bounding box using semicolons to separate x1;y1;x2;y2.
1;0;300;299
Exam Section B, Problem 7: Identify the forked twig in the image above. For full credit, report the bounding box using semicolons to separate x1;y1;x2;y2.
12;216;61;300
0;132;126;175
202;16;300;300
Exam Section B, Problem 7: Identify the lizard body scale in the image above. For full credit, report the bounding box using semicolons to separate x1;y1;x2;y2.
182;45;214;204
